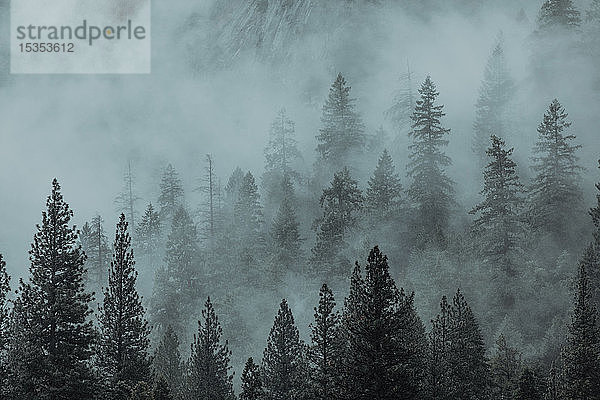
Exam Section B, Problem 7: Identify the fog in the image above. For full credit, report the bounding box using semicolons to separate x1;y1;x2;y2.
1;0;600;390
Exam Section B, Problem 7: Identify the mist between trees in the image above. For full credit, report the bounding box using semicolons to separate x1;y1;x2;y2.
2;0;600;399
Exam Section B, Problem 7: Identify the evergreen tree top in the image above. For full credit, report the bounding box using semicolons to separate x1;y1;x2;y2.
537;0;581;31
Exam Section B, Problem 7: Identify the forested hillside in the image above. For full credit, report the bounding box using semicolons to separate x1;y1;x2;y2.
2;0;600;399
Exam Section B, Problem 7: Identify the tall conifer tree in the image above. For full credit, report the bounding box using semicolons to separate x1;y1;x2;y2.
472;39;514;166
470;135;524;280
153;325;183;397
342;247;428;399
186;297;235;400
262;299;306;400
365;149;403;220
316;73;366;172
158;164;184;224
407;76;454;246
98;214;151;398
528;99;583;242
0;254;10;398
240;357;264;400
8;179;96;399
562;262;600;399
308;284;342;400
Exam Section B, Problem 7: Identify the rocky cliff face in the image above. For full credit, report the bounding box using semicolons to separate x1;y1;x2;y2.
212;0;313;62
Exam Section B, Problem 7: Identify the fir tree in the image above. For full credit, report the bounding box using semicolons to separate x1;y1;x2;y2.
153;325;183;396
262;299;306;400
588;0;600;22
263;109;302;207
312;167;363;273
225;167;245;212
385;63;417;140
186;297;235;400
470;135;524;277
115;161;141;231
8;179;96;399
365;149;403;220
0;254;10;398
98;214;151;398
515;367;545;400
308;284;342;400
562;262;600;399
316;73;366;171
472;39;514;166
150;207;201;340
588;160;600;307
428;296;451;399
235;171;265;266
158;164;184;223
537;0;581;31
528;99;583;242
135;203;162;272
489;334;522;400
153;375;173;400
544;361;565;400
271;176;302;270
235;172;264;239
80;214;111;295
341;247;428;400
240;357;264;400
446;289;490;399
407;76;454;246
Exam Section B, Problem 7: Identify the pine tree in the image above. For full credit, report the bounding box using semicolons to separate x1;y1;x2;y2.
8;179;96;399
537;0;581;31
235;171;265;266
446;289;490;399
153;325;183;396
240;357;264;400
150;207;201;340
225;167;245;212
235;172;264;240
588;0;600;22
262;299;306;400
263;109;302;208
489;334;522;400
265;108;299;176
308;284;342;400
470;135;524;278
316;73;366;171
341;246;428;400
0;254;10;398
529;99;583;242
98;214;151;398
158;164;185;223
271;176;302;270
562;261;600;399
428;296;451;399
407;76;454;246
365;149;403;219
588;160;600;307
80;214;111;295
135;203;162;272
311;167;363;273
385;63;417;141
472;39;514;166
115;161;141;232
544;361;565;400
186;297;235;400
515;367;545;400
153;375;173;400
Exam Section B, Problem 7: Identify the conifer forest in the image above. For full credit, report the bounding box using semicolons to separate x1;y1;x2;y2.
3;0;600;399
